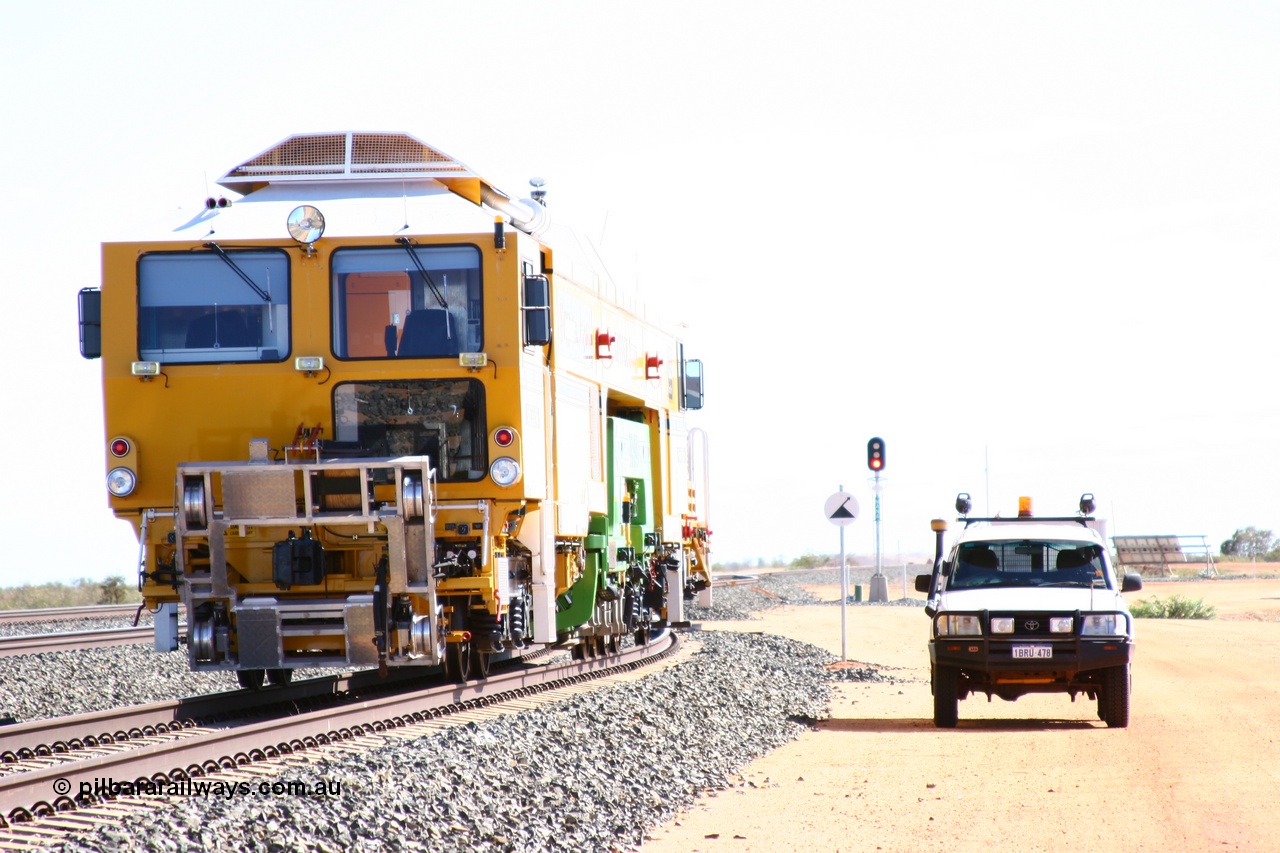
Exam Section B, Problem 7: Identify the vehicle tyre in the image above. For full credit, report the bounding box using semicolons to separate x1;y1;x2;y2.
933;665;959;728
1102;664;1130;728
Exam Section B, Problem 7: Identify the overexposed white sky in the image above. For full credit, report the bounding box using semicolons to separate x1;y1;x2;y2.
2;1;1277;583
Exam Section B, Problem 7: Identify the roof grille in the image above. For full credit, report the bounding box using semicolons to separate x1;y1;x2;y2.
219;132;477;193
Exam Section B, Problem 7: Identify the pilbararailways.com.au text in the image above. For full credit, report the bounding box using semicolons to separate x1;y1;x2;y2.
66;777;342;800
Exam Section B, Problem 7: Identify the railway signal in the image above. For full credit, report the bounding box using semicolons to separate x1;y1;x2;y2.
867;437;885;472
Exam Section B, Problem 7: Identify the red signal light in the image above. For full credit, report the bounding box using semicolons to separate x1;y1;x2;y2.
494;427;515;447
110;438;131;457
867;437;885;472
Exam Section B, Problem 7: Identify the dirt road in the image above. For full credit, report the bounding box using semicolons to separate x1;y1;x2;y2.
643;578;1280;853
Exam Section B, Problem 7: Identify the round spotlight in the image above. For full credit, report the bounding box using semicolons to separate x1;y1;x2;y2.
107;467;137;497
493;427;515;447
110;438;131;458
489;457;521;487
287;205;325;244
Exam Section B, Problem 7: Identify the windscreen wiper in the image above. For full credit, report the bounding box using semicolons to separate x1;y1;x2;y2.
203;242;271;302
396;237;449;310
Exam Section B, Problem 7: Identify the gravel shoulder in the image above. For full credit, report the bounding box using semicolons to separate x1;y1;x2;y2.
643;575;1280;852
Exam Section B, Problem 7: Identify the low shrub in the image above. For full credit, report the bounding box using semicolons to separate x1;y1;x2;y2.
1130;594;1216;619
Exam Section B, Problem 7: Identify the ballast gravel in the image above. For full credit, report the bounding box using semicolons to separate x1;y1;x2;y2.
0;645;239;724
2;573;904;850
48;631;855;853
0;570;912;724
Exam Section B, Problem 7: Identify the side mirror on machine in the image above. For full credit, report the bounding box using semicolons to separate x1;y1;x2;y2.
79;287;101;359
1121;572;1144;593
681;358;704;410
523;274;551;347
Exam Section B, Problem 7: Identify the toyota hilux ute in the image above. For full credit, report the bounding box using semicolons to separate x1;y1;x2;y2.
915;494;1142;728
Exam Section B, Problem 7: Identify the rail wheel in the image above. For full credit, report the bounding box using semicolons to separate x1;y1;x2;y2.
444;640;472;683
635;615;668;647
932;665;959;728
266;668;292;687
471;646;492;679
236;669;265;691
634;610;652;646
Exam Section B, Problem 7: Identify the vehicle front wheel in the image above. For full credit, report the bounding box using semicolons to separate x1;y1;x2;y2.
933;665;959;728
1101;664;1131;728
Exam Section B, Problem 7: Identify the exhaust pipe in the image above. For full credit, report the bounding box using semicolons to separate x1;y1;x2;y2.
480;185;550;237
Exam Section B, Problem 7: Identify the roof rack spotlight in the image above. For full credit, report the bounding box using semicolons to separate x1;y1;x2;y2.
955;492;972;516
1079;493;1096;515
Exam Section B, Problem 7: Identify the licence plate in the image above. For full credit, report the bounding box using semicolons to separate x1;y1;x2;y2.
1012;645;1052;659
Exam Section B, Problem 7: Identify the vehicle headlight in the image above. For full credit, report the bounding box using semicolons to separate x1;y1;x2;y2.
1050;617;1074;633
1082;614;1124;635
107;466;137;497
937;615;981;636
489;456;521;487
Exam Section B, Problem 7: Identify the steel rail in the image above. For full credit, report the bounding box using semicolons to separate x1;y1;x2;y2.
0;666;433;759
0;605;143;627
0;632;680;827
0;628;162;659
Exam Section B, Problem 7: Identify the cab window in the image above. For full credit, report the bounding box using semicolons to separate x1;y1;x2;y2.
137;250;290;363
331;245;481;359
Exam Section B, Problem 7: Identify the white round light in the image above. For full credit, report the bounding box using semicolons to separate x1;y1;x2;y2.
489;457;521;487
107;467;137;497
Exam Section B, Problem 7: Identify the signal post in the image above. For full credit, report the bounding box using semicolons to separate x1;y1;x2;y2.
867;437;889;603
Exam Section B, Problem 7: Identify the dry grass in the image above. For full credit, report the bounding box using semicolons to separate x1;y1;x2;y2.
0;577;141;610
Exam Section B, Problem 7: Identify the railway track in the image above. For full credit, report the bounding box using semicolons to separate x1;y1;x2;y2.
712;573;759;588
0;605;143;627
0;627;163;659
0;632;687;847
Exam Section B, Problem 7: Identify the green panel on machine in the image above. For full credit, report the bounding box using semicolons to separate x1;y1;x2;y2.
555;417;655;633
607;416;654;549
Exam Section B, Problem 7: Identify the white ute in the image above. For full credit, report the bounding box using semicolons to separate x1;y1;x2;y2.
915;494;1143;728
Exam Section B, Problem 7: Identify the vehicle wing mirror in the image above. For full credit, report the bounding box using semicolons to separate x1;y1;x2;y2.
1121;572;1143;593
681;358;705;410
523;274;551;347
914;574;932;593
79;287;101;359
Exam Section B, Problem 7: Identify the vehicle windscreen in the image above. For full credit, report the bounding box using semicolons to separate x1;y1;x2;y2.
137;249;290;364
330;245;481;359
948;540;1109;590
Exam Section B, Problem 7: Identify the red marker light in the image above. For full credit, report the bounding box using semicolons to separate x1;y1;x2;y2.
494;427;515;447
110;438;131;457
